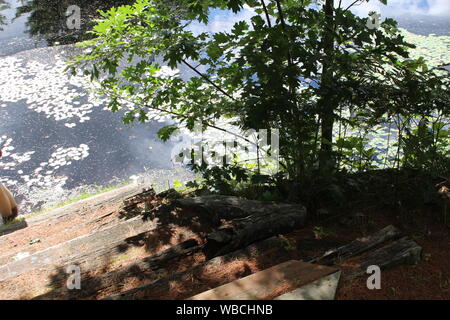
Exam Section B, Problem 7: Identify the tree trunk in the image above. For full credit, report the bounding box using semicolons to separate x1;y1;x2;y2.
319;0;335;175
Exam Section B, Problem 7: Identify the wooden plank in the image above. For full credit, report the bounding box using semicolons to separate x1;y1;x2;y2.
104;236;293;300
274;271;341;300
307;225;401;265
24;184;142;225
0;215;157;282
0;220;28;237
344;237;422;280
33;239;200;300
189;260;339;300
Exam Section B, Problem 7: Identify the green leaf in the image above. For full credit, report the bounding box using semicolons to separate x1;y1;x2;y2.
157;125;179;142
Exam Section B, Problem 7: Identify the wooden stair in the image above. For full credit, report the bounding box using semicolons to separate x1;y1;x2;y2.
0;189;422;300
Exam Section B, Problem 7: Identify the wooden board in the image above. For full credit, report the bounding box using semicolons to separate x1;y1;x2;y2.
104;236;293;300
307;225;401;265
0;215;157;281
189;260;339;300
274;271;341;300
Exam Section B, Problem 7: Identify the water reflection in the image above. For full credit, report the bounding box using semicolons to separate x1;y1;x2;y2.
13;0;132;45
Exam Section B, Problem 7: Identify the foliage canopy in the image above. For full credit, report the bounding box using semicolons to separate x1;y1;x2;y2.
69;0;449;184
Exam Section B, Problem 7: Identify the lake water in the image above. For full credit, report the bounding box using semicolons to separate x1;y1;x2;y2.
0;1;449;214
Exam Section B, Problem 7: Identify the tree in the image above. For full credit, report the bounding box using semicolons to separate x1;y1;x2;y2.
69;0;449;182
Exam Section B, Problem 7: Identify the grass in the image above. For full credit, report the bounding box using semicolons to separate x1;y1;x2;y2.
0;217;26;231
25;182;133;219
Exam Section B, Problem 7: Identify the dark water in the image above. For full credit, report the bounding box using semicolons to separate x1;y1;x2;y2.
0;0;133;57
0;1;448;214
390;14;450;36
0;1;194;214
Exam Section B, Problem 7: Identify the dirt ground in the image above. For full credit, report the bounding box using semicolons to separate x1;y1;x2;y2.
290;209;450;300
1;190;448;300
335;212;450;300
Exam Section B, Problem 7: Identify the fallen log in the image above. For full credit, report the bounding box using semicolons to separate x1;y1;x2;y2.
33;239;201;300
343;237;422;280
174;195;307;225
307;225;401;265
203;207;307;258
104;236;294;300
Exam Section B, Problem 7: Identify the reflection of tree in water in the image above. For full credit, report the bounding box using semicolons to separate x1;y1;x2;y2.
15;0;132;45
0;0;10;31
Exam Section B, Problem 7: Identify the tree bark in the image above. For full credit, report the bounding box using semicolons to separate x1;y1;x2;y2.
319;0;336;175
203;205;307;258
174;196;307;258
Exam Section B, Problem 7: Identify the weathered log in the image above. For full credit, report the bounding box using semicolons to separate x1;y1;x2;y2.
0;215;158;282
0;219;28;237
157;188;181;199
119;188;156;214
0;210;116;267
104;236;293;300
26;184;143;225
175;195;307;225
344;237;422;280
307;225;401;265
203;207;307;258
33;239;200;300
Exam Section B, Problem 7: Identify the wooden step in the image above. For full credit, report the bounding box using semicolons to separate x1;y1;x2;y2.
274;271;341;300
342;237;422;280
307;225;401;264
104;236;294;300
0;220;28;237
33;239;201;300
0;215;157;282
189;260;339;300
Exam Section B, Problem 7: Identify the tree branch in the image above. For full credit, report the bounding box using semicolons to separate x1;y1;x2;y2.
260;0;272;28
275;0;287;33
343;0;363;13
181;59;237;101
